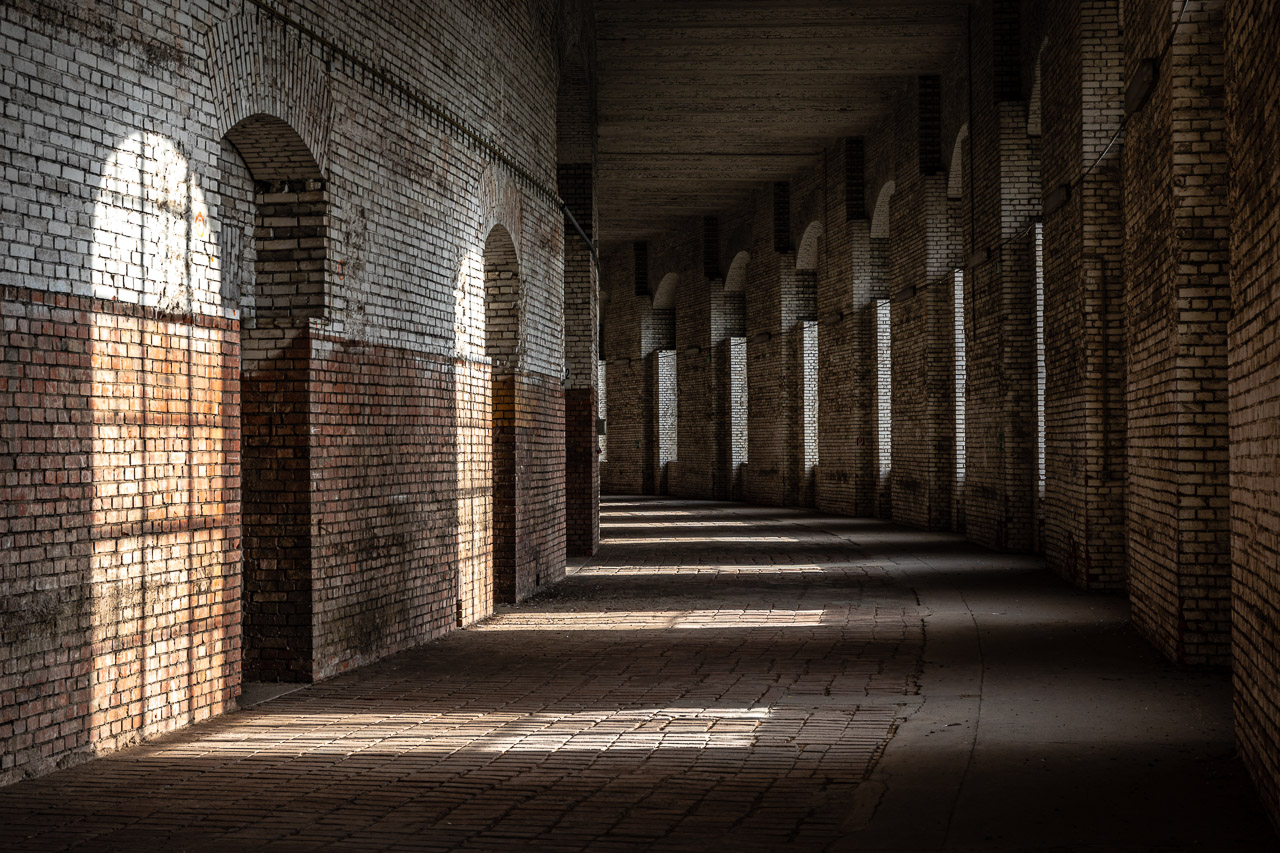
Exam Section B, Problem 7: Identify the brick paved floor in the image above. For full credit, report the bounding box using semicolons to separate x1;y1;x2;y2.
0;497;1273;851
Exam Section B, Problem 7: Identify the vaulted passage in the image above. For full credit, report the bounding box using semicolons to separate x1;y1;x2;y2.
0;497;1271;850
5;0;1280;845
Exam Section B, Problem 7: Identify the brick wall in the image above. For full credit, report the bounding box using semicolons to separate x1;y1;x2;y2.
888;78;959;531
815;140;869;516
1225;0;1280;827
0;0;585;783
1040;0;1127;590
0;286;241;782
961;0;1041;552
599;243;644;494
1123;0;1231;666
588;0;1280;827
744;246;792;506
559;163;599;557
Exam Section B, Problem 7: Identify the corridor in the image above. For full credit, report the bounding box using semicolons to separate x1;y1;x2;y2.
0;498;1272;851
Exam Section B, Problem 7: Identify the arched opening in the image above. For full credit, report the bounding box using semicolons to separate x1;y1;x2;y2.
947;125;969;530
1027;44;1044;138
652;272;679;311
947;125;969;202
796;221;824;273
484;225;521;604
557;41;598;558
85;129;234;751
650;273;678;493
724;251;750;295
795;222;822;486
871;181;895;514
871;181;896;241
721;252;750;497
218;113;327;685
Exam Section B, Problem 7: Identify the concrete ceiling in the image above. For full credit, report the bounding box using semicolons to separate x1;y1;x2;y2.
594;0;972;243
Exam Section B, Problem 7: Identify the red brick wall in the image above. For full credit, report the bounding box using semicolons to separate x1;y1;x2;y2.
309;336;471;678
1;0;587;783
1;285;241;781
240;321;313;682
513;374;568;600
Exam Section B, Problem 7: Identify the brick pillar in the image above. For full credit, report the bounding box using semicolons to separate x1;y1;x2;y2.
559;164;598;557
711;284;746;500
963;0;1042;552
599;244;647;496
671;229;720;500
889;76;958;531
1124;0;1230;666
868;236;893;519
1226;0;1280;825
240;180;328;683
744;252;792;507
815;139;867;516
784;268;818;508
1041;0;1126;589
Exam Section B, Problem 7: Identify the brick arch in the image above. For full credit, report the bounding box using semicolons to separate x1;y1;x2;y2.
219;112;327;321
652;272;679;310
796;221;824;272
871;180;896;240
484;224;523;369
947;123;969;201
224;115;323;182
478;165;524;269
724;251;751;294
206;8;331;174
485;224;522;605
219;108;330;685
1028;38;1046;137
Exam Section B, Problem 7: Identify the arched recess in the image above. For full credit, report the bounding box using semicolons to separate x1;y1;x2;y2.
652;272;679;310
484;225;522;605
947;124;970;201
1027;41;1046;137
557;35;599;558
647;272;678;352
219;112;327;684
794;221;823;490
796;221;824;272
720;252;750;492
871;181;896;240
81;129;230;754
724;251;750;294
207;9;331;175
721;251;750;337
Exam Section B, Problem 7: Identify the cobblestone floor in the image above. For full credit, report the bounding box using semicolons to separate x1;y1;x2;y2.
1;497;1273;851
0;498;924;852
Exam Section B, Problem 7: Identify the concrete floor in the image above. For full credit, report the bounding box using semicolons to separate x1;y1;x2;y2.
1;497;1274;851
